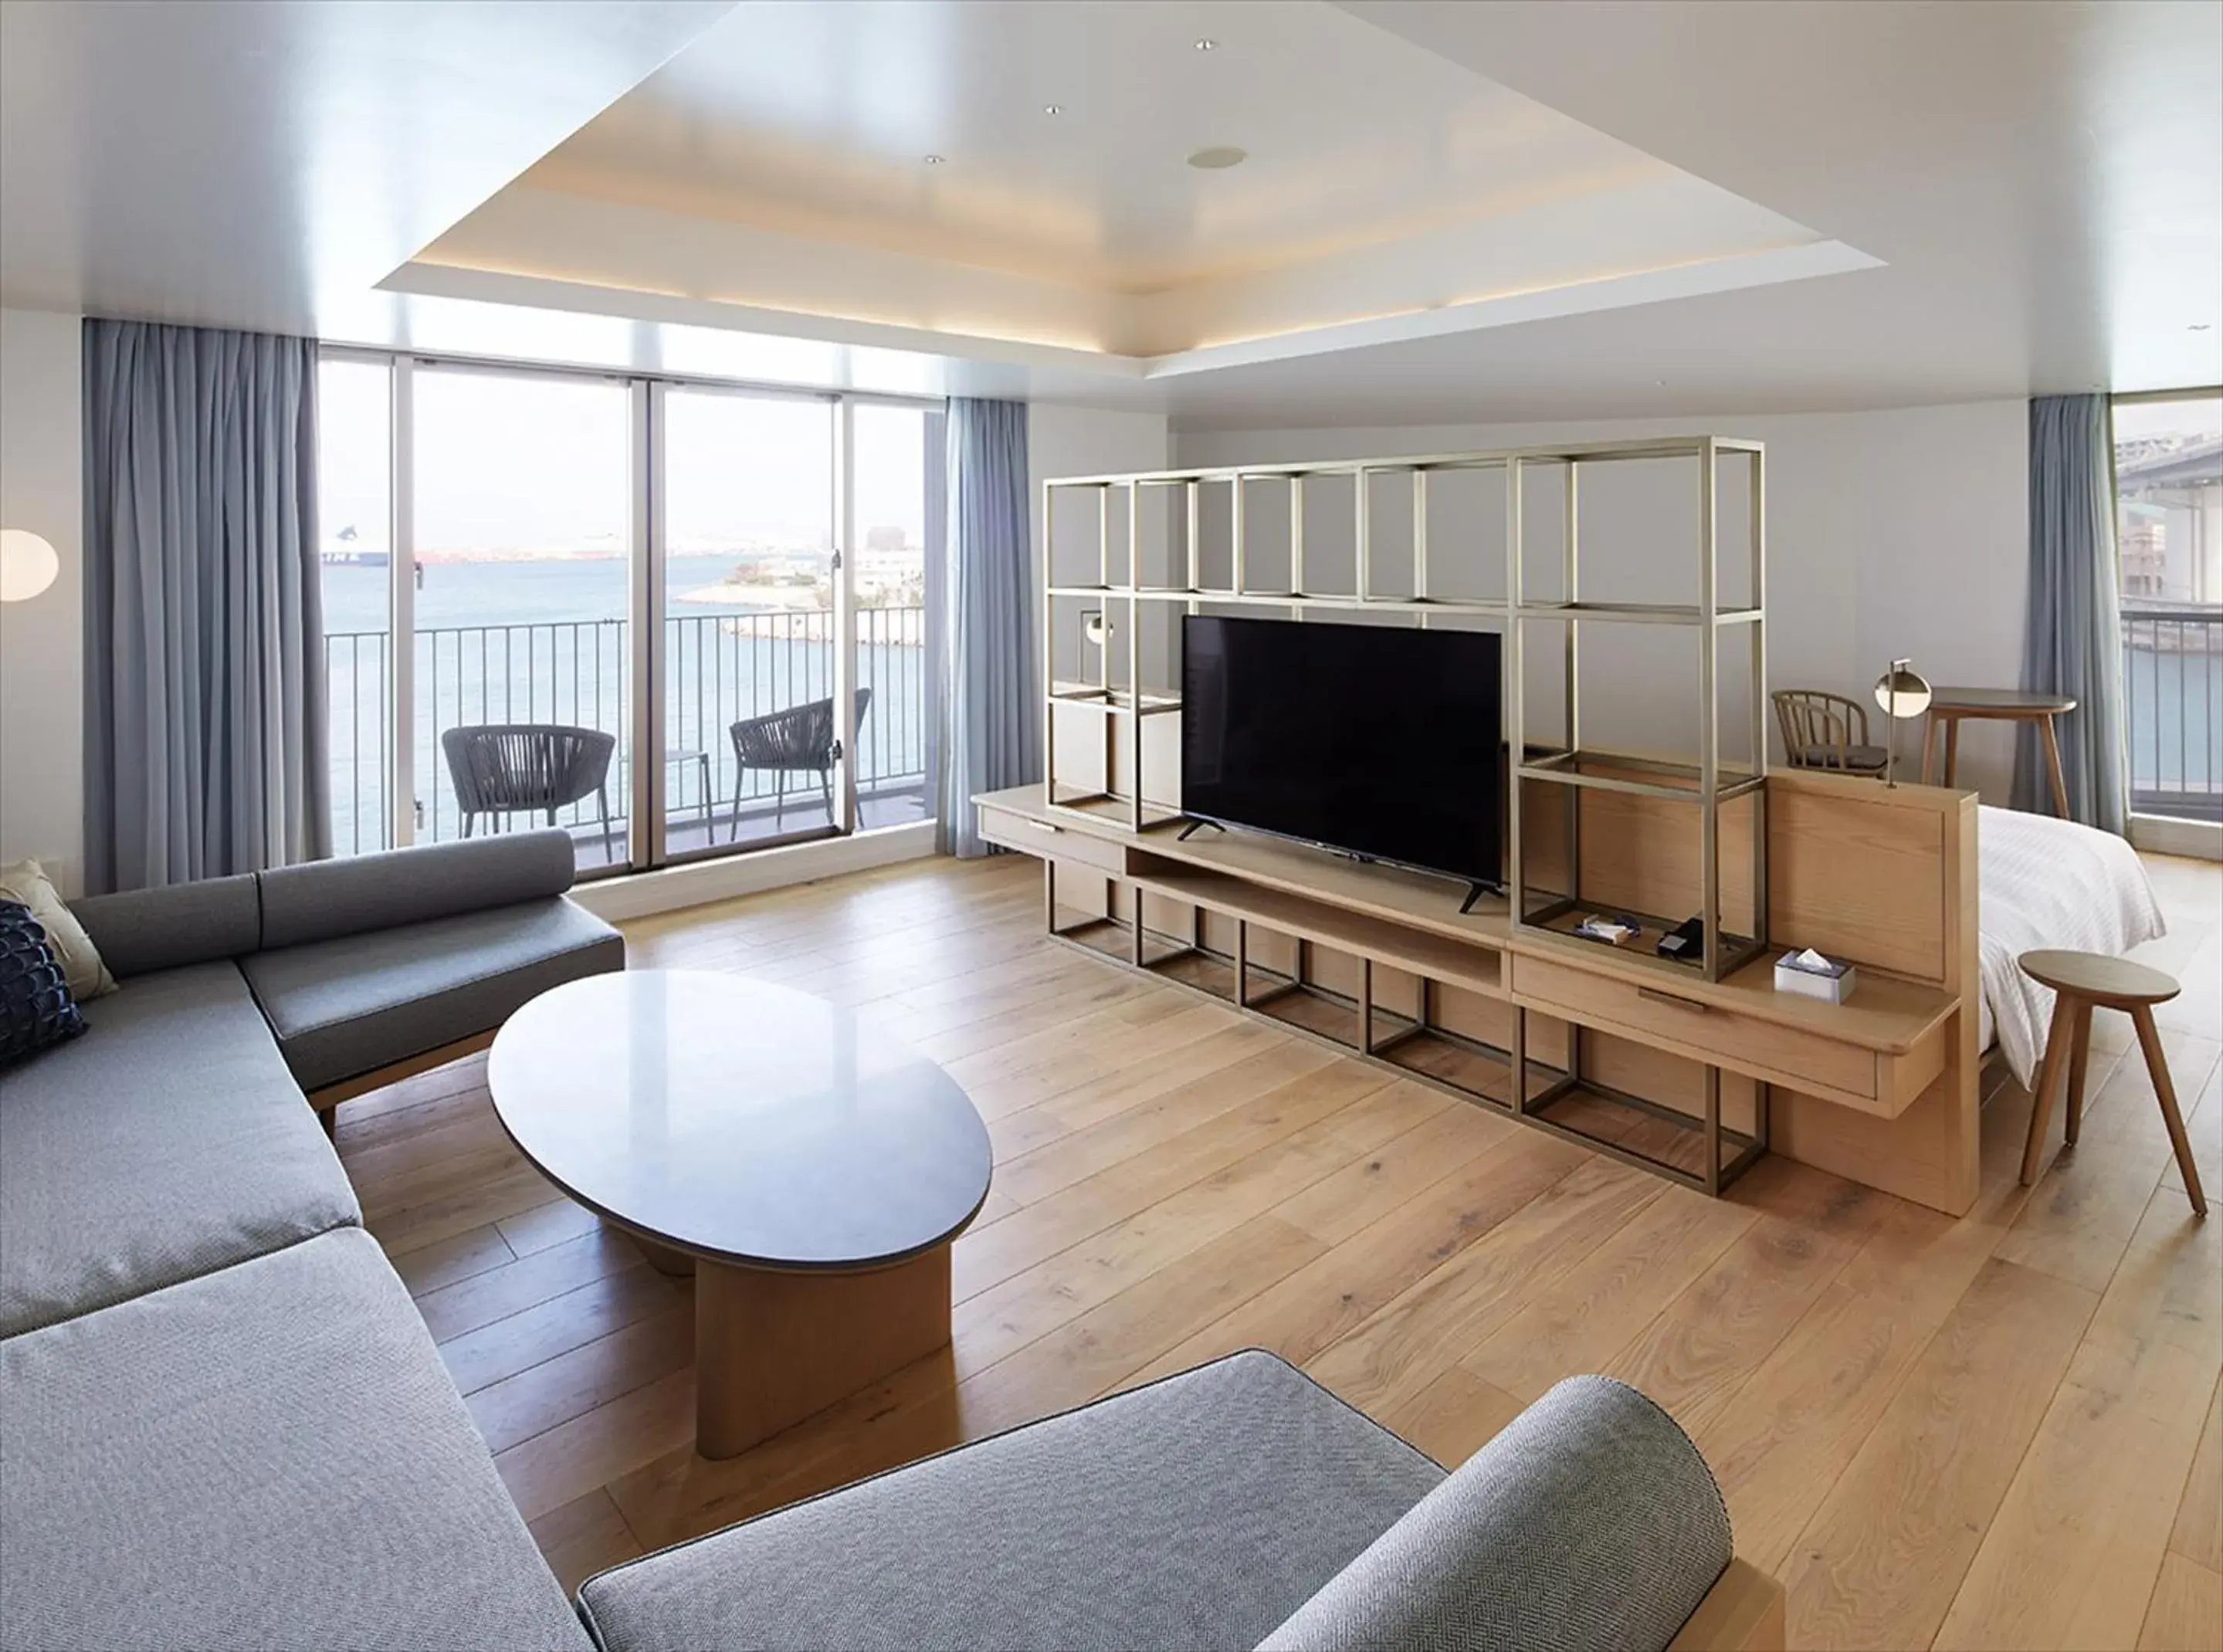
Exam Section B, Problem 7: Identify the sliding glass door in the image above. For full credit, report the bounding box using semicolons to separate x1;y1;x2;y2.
315;351;940;876
661;387;840;856
2112;390;2222;824
412;366;635;867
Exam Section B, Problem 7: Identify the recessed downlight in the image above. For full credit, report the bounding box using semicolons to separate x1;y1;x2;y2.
1195;37;1217;51
1043;103;1062;116
1187;145;1247;170
923;154;945;165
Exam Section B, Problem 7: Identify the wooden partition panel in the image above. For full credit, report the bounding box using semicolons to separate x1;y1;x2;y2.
1765;777;1951;982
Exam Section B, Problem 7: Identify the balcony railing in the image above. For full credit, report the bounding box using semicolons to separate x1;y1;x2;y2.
2123;603;2222;822
324;607;929;858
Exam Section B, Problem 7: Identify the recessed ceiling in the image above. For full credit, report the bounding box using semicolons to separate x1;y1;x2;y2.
405;0;1872;363
509;0;1705;294
2;0;2215;428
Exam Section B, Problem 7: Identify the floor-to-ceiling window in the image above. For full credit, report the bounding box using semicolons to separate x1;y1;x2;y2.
316;351;943;875
2112;389;2222;824
317;357;393;857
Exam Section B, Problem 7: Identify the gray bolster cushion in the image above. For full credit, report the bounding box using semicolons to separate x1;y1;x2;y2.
256;831;578;950
66;875;261;977
1255;1375;1733;1652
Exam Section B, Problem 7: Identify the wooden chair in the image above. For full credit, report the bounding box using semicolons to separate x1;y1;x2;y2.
1771;689;1889;776
2018;950;2206;1216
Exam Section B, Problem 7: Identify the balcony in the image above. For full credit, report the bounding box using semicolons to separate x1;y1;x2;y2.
2123;602;2222;822
325;608;930;865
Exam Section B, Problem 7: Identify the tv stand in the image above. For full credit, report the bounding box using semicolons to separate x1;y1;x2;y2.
1175;818;1225;842
973;780;1971;1212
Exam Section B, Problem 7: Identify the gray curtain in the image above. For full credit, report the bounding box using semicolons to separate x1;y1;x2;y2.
937;398;1038;856
2017;394;2129;831
83;320;328;892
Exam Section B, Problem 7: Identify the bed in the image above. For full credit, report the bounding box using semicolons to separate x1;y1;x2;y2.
1977;804;2167;1089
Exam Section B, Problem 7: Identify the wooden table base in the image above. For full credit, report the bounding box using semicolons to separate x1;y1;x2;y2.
693;1244;955;1460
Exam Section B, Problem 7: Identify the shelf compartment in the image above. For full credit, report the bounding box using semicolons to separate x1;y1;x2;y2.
1126;862;1503;998
1047;585;1513;617
1516;601;1764;627
1247;979;1363;1050
1522;1071;1765;1197
1518;904;1771;987
1049;686;1184;716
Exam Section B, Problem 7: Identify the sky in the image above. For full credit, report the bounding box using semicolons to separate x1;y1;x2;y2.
317;358;930;556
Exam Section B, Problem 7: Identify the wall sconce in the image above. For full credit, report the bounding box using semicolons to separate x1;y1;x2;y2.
1872;658;1933;788
0;529;59;604
1082;611;1110;648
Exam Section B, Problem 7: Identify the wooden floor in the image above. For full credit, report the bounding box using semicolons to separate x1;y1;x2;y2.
335;850;2223;1652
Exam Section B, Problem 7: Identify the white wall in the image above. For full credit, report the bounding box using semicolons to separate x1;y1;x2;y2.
0;307;85;889
1174;401;2029;802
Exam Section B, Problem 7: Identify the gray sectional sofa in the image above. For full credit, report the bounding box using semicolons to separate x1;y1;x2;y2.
0;831;1780;1652
2;831;622;1648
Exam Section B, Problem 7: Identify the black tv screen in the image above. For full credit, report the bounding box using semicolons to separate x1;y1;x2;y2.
1181;615;1503;885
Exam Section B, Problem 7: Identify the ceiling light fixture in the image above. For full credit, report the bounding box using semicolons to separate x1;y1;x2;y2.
1187;145;1247;170
1195;38;1216;51
2192;323;2214;331
1043;103;1062;116
923;154;945;165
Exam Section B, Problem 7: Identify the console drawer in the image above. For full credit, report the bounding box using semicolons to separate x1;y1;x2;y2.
976;804;1130;875
1511;952;1878;1103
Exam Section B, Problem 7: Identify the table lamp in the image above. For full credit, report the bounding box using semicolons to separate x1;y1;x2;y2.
1873;658;1933;788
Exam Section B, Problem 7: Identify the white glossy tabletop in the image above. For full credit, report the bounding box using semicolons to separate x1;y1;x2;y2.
488;971;992;1270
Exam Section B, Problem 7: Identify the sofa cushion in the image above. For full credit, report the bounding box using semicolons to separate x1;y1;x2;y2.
242;895;624;1092
0;1226;594;1652
0;962;360;1338
577;1349;1444;1652
257;828;578;950
1255;1375;1733;1652
69;872;261;977
0;858;115;999
0;899;86;1066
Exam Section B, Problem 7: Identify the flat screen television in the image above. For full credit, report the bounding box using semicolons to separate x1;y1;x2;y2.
1180;614;1503;889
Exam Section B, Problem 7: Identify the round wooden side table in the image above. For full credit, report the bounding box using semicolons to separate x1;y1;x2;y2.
2017;949;2206;1217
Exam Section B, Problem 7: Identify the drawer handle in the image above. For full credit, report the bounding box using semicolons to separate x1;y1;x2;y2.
1637;987;1711;1014
1017;818;1062;835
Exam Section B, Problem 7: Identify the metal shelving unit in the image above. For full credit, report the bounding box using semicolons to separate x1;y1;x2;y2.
1042;436;1769;983
1035;437;1769;1195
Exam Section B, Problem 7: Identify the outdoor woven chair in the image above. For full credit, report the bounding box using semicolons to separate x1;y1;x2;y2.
441;723;617;840
729;687;873;836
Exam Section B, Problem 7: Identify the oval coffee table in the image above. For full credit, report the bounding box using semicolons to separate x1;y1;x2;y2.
488;970;993;1460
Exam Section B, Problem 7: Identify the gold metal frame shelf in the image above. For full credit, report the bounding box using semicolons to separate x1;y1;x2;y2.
1042;435;1770;984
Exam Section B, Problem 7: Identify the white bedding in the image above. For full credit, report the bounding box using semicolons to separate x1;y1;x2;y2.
1977;804;2166;1088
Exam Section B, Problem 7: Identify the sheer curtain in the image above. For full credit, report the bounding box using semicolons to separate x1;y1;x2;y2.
937;398;1038;856
82;320;328;892
2018;394;2129;831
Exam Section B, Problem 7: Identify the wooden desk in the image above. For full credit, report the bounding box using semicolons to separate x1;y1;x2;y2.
1921;687;2076;816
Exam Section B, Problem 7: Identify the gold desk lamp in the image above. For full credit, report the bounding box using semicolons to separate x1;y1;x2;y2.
1873;659;1933;788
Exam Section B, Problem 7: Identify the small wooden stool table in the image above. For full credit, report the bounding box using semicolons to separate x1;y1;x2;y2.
2018;950;2206;1216
1922;688;2076;816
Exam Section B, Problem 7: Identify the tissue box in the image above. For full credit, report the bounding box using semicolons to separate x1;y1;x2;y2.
1775;951;1857;1004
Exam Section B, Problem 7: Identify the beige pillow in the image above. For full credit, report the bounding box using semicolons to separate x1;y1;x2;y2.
0;859;117;1000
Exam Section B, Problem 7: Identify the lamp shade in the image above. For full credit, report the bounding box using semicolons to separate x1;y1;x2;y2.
0;529;59;603
1874;661;1933;720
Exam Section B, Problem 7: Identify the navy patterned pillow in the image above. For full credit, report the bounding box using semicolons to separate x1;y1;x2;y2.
0;897;86;1066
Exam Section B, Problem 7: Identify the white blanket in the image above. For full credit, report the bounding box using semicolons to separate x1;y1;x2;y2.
1977;804;2167;1088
